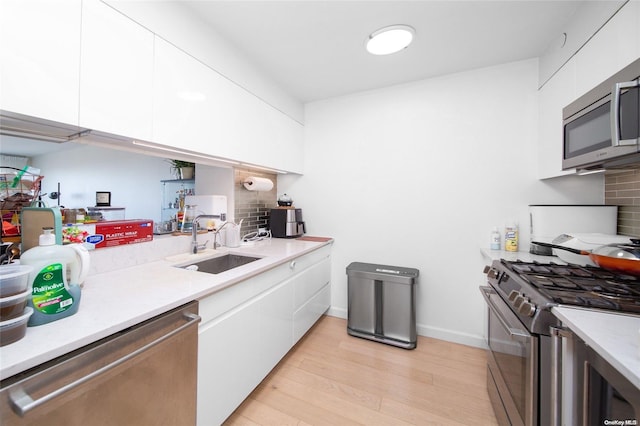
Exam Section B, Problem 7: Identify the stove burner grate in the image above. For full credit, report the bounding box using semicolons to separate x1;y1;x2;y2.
499;260;640;314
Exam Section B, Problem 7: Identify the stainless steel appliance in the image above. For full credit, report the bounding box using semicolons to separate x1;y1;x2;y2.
562;58;640;171
552;327;640;426
269;208;305;238
0;301;200;426
481;260;640;425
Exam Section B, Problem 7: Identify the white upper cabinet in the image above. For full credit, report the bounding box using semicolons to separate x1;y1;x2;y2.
574;1;640;96
537;1;640;179
79;0;154;141
153;37;304;173
537;61;576;179
153;38;235;158
0;0;81;125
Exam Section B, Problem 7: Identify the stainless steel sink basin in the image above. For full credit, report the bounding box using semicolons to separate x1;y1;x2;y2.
178;254;261;274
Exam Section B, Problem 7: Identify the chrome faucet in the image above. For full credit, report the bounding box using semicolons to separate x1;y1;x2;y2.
191;213;227;254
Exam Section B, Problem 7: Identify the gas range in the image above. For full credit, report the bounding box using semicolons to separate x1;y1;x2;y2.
484;259;640;335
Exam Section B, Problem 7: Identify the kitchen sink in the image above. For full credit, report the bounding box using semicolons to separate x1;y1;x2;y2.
178;254;261;274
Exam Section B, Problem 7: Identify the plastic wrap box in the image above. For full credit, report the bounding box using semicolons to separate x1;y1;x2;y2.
62;220;153;249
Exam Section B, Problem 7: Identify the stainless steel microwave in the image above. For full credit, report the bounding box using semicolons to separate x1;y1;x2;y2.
562;57;640;171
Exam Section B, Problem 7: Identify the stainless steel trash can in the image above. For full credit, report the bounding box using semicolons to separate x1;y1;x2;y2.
346;262;419;349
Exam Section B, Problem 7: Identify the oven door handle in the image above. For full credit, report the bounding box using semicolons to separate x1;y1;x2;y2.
550;326;573;426
480;286;530;342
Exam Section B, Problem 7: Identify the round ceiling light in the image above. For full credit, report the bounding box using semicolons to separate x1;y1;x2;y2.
366;25;415;55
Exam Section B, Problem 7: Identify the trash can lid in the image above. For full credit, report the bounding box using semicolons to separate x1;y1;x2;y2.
346;262;419;281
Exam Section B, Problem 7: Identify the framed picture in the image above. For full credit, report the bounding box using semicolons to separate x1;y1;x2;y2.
96;191;111;206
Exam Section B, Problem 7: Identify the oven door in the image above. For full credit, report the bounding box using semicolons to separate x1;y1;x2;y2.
481;286;538;426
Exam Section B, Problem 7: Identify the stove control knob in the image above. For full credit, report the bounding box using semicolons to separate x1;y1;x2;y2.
508;290;520;302
485;268;499;279
518;301;537;317
513;295;525;308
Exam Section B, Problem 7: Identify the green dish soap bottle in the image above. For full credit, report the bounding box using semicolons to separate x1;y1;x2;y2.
20;227;90;326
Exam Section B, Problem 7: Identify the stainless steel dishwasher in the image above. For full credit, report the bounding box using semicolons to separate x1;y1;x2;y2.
0;301;200;426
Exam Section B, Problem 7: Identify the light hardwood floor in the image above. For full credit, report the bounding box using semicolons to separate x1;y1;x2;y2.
224;315;499;426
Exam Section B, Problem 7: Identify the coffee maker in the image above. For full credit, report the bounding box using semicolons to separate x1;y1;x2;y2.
269;208;305;238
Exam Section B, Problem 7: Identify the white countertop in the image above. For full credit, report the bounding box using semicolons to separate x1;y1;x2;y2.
552;306;640;390
0;236;332;380
480;247;566;264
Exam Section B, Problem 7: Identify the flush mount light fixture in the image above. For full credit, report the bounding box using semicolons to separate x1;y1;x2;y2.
366;24;415;55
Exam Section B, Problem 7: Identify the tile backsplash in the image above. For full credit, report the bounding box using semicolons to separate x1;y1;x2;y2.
233;169;277;237
605;168;640;238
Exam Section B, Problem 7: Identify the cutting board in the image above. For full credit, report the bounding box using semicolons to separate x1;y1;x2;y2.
296;236;332;242
20;207;63;251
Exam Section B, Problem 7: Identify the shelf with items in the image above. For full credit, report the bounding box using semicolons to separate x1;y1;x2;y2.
0;167;44;241
160;179;195;223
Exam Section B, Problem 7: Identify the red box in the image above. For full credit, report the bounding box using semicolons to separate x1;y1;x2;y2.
89;219;153;249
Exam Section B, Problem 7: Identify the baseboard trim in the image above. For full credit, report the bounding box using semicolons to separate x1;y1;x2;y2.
324;308;487;349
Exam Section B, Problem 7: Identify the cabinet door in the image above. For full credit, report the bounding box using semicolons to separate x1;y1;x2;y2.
574;1;640;96
256;278;294;373
153;37;228;155
197;279;293;426
574;2;638;95
0;0;81;124
537;60;577;179
79;0;154;140
197;301;262;426
153;37;304;173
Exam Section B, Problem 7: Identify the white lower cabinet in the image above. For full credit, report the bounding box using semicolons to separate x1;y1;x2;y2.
196;245;331;426
293;256;332;343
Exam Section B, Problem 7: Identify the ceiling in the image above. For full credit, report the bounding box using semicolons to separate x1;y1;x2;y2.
182;0;585;103
0;1;596;158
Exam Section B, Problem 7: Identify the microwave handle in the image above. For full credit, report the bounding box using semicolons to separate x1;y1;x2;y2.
611;80;640;146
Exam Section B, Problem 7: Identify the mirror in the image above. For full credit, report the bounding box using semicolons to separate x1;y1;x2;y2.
0;137;233;223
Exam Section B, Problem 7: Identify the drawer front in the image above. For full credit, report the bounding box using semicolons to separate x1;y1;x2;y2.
198;261;290;323
199;244;332;324
292;244;331;271
293;283;331;343
293;256;331;310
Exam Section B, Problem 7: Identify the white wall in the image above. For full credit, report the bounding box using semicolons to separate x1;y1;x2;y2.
279;58;604;348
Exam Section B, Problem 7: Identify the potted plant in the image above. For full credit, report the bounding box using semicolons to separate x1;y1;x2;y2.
168;159;195;180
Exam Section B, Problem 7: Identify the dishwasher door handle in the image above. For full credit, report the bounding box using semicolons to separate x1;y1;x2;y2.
9;312;201;417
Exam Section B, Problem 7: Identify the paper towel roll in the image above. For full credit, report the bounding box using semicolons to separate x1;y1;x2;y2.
243;176;274;191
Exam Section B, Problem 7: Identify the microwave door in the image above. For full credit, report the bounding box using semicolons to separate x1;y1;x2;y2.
611;78;640;146
562;94;638;170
